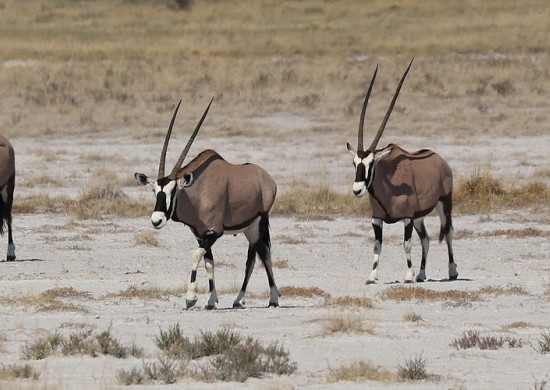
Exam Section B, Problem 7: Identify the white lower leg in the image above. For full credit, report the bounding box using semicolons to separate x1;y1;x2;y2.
367;250;380;283
186;248;206;302
204;257;218;308
404;238;415;282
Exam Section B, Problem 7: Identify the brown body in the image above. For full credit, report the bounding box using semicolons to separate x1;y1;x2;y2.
369;144;452;223
174;150;277;236
0;134;16;261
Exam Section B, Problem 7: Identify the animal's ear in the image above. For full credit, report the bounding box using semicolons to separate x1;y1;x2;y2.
178;173;194;189
373;147;392;164
134;173;152;186
346;142;356;155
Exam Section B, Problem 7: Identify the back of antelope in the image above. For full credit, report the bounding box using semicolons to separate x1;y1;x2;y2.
0;135;16;261
346;60;458;283
135;100;280;310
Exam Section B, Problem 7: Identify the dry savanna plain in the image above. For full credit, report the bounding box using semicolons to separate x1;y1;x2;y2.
0;0;550;389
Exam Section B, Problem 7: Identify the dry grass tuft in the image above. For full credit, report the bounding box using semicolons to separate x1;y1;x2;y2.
328;360;395;383
379;286;475;303
380;284;528;303
106;285;185;300
328;296;375;308
0;363;40;380
403;311;424;323
502;321;534;331
455;170;550;213
397;354;429;381
480;228;549;239
72;184;149;219
320;310;371;335
135;230;160;246
279;286;330;298
273;180;370;219
451;330;522;350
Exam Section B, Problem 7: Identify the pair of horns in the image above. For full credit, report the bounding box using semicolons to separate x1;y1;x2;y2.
158;98;214;180
357;58;414;152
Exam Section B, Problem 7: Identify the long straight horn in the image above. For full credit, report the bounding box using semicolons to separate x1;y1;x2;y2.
168;97;214;179
158;100;182;179
358;65;378;151
367;58;414;152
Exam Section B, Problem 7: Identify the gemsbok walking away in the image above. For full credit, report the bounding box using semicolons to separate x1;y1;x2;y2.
346;59;458;284
0;134;16;261
135;99;280;309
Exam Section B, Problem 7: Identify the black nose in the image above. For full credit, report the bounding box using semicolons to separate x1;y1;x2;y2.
152;219;162;227
353;189;362;196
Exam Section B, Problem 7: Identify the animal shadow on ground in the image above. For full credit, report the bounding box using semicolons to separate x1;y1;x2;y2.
1;258;44;263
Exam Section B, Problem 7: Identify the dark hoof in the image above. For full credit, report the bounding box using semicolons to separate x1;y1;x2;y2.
365;279;377;285
205;305;216;310
186;299;198;310
268;301;279;308
415;277;426;283
449;274;459;280
6;256;15;262
404;279;414;284
232;302;244;309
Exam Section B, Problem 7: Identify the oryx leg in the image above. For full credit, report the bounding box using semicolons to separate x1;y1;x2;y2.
186;231;218;310
367;218;383;284
413;218;429;282
234;215;279;308
1;177;15;261
204;248;218;310
436;196;458;280
233;245;256;309
403;218;415;283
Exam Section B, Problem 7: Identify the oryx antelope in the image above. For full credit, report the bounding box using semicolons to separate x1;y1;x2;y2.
135;99;280;310
0;134;16;261
346;59;458;284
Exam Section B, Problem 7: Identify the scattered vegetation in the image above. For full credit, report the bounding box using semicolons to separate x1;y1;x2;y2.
118;326;296;384
397;354;428;381
0;363;40;380
379;284;527;303
135;230;160;246
531;330;550;354
403;311;424;323
279;286;330;298
21;327;143;360
319;310;370;335
328;361;394;383
105;285;185;300
328;296;375;308
454;170;550;213
451;330;522;350
0;287;92;313
14;184;149;219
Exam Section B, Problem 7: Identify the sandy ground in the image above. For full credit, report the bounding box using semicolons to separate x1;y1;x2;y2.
1;124;550;389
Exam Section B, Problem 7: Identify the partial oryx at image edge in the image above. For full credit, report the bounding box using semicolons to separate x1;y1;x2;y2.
135;99;280;309
0;134;16;261
346;59;458;283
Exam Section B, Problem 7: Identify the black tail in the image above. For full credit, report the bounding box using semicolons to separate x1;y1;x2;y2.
255;214;271;261
438;193;453;243
0;175;15;236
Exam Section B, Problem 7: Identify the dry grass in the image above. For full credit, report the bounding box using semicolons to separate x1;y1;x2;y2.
403;311;424;323
454;170;550;213
279;286;330;298
273;180;370;219
1;287;93;314
379;284;527;303
105;285;186;300
319;310;372;335
328;360;395;383
0;363;40;380
328;296;375;308
135;230;160;246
